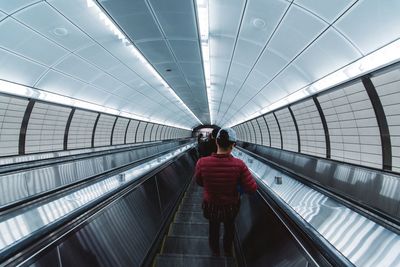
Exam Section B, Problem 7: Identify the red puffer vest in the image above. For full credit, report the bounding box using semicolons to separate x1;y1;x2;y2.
195;153;258;205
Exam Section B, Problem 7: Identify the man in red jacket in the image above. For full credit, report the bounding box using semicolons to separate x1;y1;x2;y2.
195;127;258;257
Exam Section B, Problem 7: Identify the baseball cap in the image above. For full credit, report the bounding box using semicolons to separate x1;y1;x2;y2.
217;127;237;142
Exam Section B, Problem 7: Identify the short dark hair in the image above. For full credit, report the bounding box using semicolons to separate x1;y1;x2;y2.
216;129;234;149
211;127;221;139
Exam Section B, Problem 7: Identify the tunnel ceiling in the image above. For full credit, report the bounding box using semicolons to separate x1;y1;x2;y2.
0;1;399;129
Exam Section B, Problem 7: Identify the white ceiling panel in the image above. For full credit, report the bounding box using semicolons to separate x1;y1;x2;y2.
0;10;5;21
75;85;113;104
135;40;174;64
0;18;68;66
108;65;140;83
239;0;289;46
35;70;87;96
76;44;121;71
254;48;287;79
246;70;272;91
54;54;101;82
268;5;327;62
293;28;361;81
48;0;122;42
0;0;38;14
295;0;356;23
14;2;94;52
0;48;46;85
209;0;245;37
169;40;201;63
153;10;197;40
335;0;400;55
271;65;311;94
91;73;123;93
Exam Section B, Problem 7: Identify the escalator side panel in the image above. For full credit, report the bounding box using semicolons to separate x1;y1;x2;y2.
236;194;312;267
28;150;196;267
29;248;60;267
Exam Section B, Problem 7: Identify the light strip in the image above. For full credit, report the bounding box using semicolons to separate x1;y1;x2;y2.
86;0;202;125
195;0;213;124
227;38;400;127
0;79;192;130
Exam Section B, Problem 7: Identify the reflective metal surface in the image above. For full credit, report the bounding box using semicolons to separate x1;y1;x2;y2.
233;149;400;267
0;141;184;208
0;143;195;258
0;141;161;166
238;142;400;223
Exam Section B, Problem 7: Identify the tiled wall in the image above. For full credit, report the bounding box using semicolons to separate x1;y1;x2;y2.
264;113;282;149
112;117;129;145
233;65;400;173
68;110;98;150
0;93;191;157
93;114;116;147
0;95;27;156
126;120;140;144
275;108;298;152
291;99;326;158
372;69;400;172
25;102;71;153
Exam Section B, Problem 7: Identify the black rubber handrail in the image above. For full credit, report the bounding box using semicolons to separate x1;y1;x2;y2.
0;146;196;266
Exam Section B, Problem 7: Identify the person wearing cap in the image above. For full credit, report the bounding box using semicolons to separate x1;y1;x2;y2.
203;127;221;157
195;128;258;257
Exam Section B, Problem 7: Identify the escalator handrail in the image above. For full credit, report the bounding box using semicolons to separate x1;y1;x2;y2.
0;139;191;175
0;142;193;214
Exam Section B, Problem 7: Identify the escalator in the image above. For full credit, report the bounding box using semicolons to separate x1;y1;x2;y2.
1;144;398;266
154;182;235;266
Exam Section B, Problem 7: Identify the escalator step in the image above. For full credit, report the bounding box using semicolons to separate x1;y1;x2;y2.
181;197;202;206
179;203;202;211
175;211;206;223
162;236;211;255
155;254;235;267
170;222;208;237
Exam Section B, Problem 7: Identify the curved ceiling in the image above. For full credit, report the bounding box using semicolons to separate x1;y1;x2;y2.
0;0;399;129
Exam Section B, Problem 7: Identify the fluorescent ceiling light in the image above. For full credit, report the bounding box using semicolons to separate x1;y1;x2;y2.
0;79;192;130
195;0;213;124
227;38;400;127
86;0;202;125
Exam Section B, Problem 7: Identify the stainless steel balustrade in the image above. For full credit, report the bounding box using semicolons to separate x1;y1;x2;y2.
0;141;188;209
232;149;400;267
0;143;195;260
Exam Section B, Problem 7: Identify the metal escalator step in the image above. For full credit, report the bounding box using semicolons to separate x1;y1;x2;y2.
162;236;212;256
170;222;208;237
181;197;202;206
175;211;207;223
179;203;202;211
155;254;235;267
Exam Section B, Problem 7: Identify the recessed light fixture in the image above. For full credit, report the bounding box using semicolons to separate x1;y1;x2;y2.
53;27;68;36
165;69;172;72
252;18;266;30
195;0;213;124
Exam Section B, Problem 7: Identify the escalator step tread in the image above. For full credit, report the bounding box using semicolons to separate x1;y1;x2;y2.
181;198;202;206
155;254;235;267
179;203;202;211
174;211;206;223
170;222;208;237
162;236;211;255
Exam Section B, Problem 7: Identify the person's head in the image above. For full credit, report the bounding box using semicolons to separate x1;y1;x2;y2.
216;128;237;153
210;127;221;140
197;133;203;141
